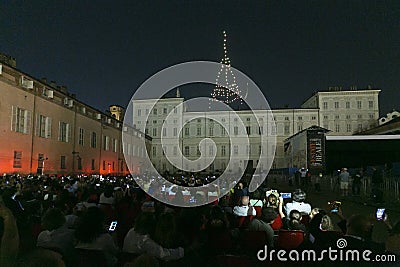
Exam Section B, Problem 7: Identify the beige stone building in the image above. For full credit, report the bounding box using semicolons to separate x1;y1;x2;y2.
0;56;149;175
132;87;381;172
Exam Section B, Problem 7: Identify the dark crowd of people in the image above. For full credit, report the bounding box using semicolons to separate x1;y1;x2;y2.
0;173;399;267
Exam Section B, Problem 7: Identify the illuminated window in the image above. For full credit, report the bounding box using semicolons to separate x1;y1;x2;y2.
323;102;328;109
91;159;95;170
346;102;350;109
234;126;238;135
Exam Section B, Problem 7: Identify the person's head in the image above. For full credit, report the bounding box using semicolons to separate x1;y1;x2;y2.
207;205;228;230
292;189;306;202
240;195;250;206
261;207;278;224
75;206;106;243
237;182;244;189
154;212;177;247
251;189;263;200
309;208;320;220
114;188;124;202
288;209;303;230
267;195;277;208
289;210;302;222
320;215;334;231
42;208;66;231
346;214;374;239
134;212;156;236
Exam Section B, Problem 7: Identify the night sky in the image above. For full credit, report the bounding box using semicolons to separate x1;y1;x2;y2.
1;1;400;115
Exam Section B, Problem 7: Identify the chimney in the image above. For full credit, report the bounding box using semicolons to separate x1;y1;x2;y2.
50;81;57;88
41;77;47;84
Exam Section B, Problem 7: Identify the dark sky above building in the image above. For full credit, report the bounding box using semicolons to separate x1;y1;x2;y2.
1;1;399;114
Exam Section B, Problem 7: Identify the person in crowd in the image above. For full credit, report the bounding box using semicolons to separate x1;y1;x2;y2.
371;167;384;203
386;221;400;256
123;212;184;261
284;189;311;215
309;208;321;220
339;168;350;197
206;205;230;232
265;191;285;230
234;182;248;201
308;211;342;248
249;189;264;208
248;207;277;247
36;208;75;260
342;214;385;253
352;170;363;196
16;248;66;267
0;196;19;266
99;186;115;205
283;209;306;231
300;167;307;187
232;195;256;217
75;206;118;267
65;203;84;229
153;212;184;249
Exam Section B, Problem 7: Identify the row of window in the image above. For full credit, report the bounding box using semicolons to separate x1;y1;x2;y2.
146;125;274;137
124;143;145;157
137;107;179;116
323;123;366;133
323;114;375;120
323;100;374;110
151;144;264;157
11;107;121;153
12;151;123;171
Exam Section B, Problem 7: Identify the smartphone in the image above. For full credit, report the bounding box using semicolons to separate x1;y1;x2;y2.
96;183;100;187
376;208;385;220
329;201;341;213
126;184;130;189
109;221;118;232
189;196;196;204
280;193;292;199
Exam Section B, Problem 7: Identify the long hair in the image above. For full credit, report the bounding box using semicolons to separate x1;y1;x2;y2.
320;215;334;231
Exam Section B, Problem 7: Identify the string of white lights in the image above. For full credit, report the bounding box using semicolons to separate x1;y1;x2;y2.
210;31;243;109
